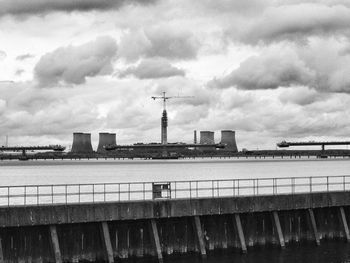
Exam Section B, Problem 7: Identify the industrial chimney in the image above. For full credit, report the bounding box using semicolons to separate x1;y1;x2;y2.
161;110;168;145
220;130;238;152
71;132;93;153
194;130;197;144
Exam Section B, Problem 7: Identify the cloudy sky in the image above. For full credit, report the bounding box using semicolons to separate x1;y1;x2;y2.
1;0;350;150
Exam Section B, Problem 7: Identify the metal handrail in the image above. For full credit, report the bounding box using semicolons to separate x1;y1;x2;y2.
0;175;349;207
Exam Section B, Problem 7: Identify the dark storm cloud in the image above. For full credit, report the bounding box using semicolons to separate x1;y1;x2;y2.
235;3;350;44
16;54;35;61
118;59;185;79
34;36;117;87
118;27;199;61
0;0;157;17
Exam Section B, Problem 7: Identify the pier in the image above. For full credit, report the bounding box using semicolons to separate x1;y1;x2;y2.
1;175;350;262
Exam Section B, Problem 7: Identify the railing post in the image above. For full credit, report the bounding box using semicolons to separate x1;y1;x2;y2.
37;186;39;206
104;184;106;202
344;176;346;191
7;187;9;207
143;183;145;200
327;176;329;192
233;180;235;196
118;184;120;201
78;185;81;203
24;186;26;206
128;183;130;201
51;185;53;204
217;180;220;197
309;177;312;193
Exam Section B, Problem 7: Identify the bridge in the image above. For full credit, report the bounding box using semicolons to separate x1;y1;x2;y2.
0;145;65;159
0;175;350;262
277;140;350;151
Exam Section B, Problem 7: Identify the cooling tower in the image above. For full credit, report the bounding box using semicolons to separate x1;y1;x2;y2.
83;133;93;153
199;131;215;151
109;133;116;145
221;130;238;152
71;132;93;153
200;131;215;144
97;132;117;153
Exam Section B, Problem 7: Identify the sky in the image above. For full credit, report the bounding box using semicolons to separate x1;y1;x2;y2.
0;0;350;150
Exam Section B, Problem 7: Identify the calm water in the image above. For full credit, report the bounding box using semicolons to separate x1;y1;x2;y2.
0;158;349;186
1;158;350;262
162;242;350;263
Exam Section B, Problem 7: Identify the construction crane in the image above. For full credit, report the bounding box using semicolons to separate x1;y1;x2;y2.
151;91;193;145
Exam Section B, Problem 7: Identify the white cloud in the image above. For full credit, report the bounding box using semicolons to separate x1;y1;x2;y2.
118;26;199;61
118;58;185;79
34;36;117;86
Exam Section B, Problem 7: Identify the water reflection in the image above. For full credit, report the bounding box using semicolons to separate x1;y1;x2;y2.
135;242;350;263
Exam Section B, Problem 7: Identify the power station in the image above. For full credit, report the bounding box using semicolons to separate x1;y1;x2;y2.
68;129;238;154
71;133;93;153
97;133;116;153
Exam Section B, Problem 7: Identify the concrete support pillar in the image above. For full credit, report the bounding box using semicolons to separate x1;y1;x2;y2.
339;207;350;242
0;238;4;263
101;222;115;263
150;219;163;263
234;214;247;253
193;216;207;259
308;209;320;246
49;225;62;263
272;211;285;249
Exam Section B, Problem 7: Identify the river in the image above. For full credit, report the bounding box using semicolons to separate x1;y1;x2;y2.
0;158;349;186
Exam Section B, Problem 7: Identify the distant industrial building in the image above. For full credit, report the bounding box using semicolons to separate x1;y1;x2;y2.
220;130;238;152
71;132;93;153
200;131;215;144
199;131;215;151
97;133;116;153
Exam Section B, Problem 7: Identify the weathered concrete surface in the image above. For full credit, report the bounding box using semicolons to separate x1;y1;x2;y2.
0;207;350;262
0;192;350;227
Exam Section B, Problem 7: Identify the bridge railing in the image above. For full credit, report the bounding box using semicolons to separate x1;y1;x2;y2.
0;175;350;207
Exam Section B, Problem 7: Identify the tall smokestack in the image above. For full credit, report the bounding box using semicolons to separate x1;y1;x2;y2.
161;110;168;145
71;132;93;153
220;130;238;152
194;130;197;144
